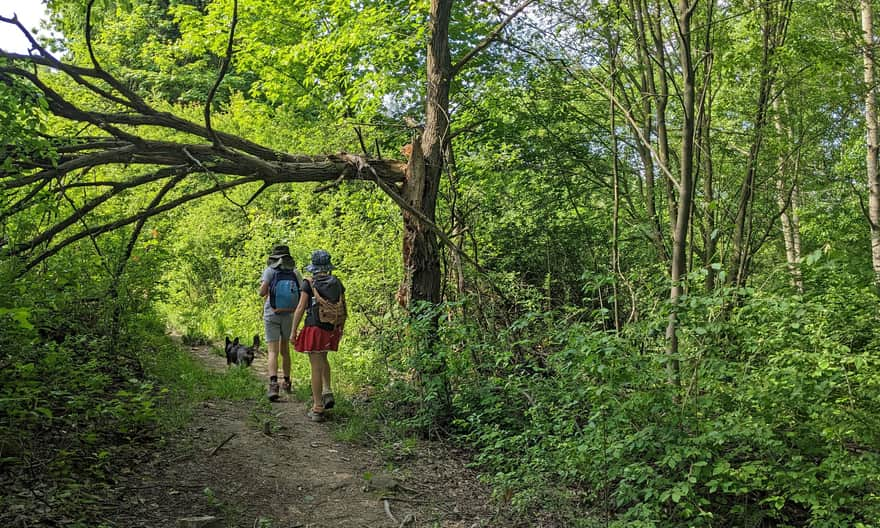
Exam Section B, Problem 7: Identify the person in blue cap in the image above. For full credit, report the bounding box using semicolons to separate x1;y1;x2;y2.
290;249;347;422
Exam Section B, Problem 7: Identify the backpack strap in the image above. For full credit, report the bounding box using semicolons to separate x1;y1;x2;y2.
313;282;327;304
269;267;300;289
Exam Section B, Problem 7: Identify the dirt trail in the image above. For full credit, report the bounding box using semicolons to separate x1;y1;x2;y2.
108;340;498;528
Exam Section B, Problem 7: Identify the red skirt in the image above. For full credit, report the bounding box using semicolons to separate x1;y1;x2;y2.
294;325;342;353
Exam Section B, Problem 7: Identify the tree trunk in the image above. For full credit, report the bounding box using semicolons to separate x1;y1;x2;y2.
696;0;717;291
664;0;698;389
861;0;880;287
647;0;676;231
772;98;804;292
728;0;791;288
609;17;622;332
730;38;770;287
444;142;467;299
398;0;452;308
699;107;717;291
396;0;454;430
629;0;668;263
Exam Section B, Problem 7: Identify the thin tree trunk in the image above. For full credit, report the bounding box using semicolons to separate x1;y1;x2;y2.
647;0;676;230
772;98;804;292
730;45;770;287
610;17;622;332
697;1;718;291
729;0;790;288
630;0;668;262
664;0;698;389
699;98;718;291
790;169;803;280
861;0;880;286
444;142;466;298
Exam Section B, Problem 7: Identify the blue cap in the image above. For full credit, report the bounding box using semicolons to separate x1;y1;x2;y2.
305;249;334;273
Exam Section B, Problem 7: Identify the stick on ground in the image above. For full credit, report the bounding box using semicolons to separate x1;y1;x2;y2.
208;433;236;456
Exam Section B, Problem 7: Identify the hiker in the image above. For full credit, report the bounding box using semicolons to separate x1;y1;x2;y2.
290;249;347;422
259;244;303;401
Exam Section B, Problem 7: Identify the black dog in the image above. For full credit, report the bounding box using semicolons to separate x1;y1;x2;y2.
225;335;259;366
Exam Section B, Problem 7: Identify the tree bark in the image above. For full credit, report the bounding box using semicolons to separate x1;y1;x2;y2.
861;0;880;287
772;98;804;292
699;101;718;291
647;0;676;231
696;0;717;291
728;0;791;288
396;0;454;428
609;13;622;332
397;0;452;309
664;0;698;389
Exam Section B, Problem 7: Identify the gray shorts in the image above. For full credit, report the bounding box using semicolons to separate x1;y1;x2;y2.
263;313;294;343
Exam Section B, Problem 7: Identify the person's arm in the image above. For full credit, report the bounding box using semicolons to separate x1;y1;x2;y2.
258;267;271;298
290;280;311;343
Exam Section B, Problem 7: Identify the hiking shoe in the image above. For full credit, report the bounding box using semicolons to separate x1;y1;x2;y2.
282;380;292;394
307;409;325;422
321;392;335;410
267;381;280;402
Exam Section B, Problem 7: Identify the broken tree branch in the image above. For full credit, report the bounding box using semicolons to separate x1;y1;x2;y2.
205;0;238;149
0;16;407;276
348;154;513;305
451;0;536;77
383;499;398;525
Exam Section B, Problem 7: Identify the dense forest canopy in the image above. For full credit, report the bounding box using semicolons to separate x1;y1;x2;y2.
2;0;880;526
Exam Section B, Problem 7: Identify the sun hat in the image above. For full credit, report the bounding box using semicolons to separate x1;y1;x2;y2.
269;244;290;258
305;249;334;273
268;244;295;269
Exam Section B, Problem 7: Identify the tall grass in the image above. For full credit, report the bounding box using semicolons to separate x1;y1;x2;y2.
138;335;269;430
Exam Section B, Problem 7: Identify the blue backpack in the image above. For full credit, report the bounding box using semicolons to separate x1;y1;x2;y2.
269;269;301;313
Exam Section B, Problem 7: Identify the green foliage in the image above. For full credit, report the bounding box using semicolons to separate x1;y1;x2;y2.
0;270;159;524
52;0;255;104
5;0;880;526
442;287;880;527
141;337;266;406
0;76;56;176
0;236;268;525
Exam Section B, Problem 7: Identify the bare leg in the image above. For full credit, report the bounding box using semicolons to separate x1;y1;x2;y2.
267;340;281;378
308;353;327;411
320;353;331;394
280;340;291;379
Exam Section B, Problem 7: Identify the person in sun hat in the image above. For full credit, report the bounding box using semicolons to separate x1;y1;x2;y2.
290;249;347;422
258;244;303;401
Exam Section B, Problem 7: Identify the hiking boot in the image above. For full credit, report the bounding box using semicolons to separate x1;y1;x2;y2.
321;392;335;410
307;409;325;422
282;380;292;394
267;381;280;402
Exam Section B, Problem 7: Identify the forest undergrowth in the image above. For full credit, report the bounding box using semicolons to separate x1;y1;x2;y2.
4;246;880;527
0;288;499;528
362;284;880;527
